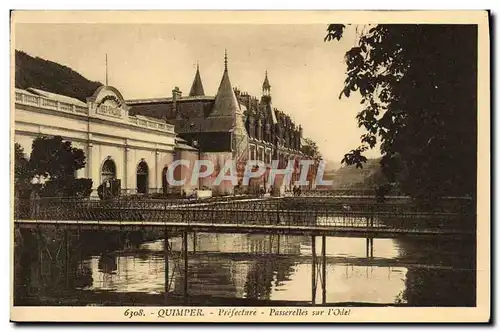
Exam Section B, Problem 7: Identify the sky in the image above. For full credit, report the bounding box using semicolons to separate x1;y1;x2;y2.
15;23;381;166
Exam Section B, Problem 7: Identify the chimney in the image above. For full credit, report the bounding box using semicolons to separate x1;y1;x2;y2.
172;86;182;102
172;86;182;119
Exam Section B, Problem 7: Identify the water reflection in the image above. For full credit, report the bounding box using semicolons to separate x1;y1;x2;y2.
14;229;475;306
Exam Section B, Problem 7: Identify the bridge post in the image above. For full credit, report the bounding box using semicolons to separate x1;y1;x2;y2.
366;237;374;258
321;235;326;305
366;237;370;258
311;235;316;304
36;227;43;288
193;232;197;253
277;234;280;254
276;200;280;224
164;229;169;293
370;238;374;258
64;230;70;288
183;231;188;301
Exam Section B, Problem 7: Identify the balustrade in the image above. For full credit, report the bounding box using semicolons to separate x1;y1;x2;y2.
13;196;474;236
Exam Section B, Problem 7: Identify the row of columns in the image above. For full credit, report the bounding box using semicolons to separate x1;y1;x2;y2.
86;141;165;193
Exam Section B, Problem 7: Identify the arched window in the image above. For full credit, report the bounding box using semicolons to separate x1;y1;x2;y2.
136;160;149;194
101;159;116;183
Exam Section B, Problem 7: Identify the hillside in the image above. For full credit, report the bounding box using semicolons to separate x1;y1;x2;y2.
15;50;102;102
330;158;387;189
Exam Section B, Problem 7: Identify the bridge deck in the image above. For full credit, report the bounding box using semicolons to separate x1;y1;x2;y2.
14;219;474;238
14;197;475;238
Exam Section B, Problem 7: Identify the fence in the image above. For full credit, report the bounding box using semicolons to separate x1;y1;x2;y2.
14;196;475;235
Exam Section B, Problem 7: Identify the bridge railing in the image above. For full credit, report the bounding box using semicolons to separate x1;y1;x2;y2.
14;197;475;234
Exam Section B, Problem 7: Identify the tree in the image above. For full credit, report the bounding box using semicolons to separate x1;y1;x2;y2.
15;50;102;102
301;137;322;160
14;143;32;198
325;24;477;200
29;135;86;182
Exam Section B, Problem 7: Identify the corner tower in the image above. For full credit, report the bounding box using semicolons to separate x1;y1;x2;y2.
211;50;248;162
211;50;240;117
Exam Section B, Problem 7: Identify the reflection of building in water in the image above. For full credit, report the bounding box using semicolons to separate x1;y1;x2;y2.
87;253;166;293
243;257;296;300
74;260;93;289
173;257;239;298
181;233;305;255
91;254;117;290
168;233;302;299
98;253;118;275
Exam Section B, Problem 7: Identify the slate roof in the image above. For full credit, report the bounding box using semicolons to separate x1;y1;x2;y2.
189;64;205;97
174;116;234;133
211;63;240;118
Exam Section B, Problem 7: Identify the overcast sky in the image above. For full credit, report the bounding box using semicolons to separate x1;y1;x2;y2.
15;23;381;165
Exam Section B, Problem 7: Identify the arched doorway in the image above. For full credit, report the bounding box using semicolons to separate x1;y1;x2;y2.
136;161;149;194
101;159;116;183
162;166;169;195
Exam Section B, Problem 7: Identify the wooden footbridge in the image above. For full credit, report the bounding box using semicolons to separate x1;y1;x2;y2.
14;196;475;238
14;196;475;305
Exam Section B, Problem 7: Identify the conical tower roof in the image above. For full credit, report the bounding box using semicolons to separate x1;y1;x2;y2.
262;70;271;90
211;50;240;117
189;63;205;96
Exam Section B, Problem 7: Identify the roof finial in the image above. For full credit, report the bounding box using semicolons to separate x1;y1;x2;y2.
224;49;228;72
196;61;199;71
262;69;271;93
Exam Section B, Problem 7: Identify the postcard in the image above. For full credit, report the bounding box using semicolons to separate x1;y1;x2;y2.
10;10;490;323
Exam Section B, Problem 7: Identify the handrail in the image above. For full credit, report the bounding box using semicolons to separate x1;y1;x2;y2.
13;197;475;235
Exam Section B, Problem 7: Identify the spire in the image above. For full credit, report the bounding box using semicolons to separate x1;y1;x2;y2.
212;50;240;118
189;62;205;96
260;70;276;124
262;70;271;91
224;49;228;72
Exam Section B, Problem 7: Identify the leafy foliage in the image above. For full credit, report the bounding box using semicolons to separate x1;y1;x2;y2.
29;136;86;181
301;138;322;159
15;50;102;102
14;136;93;198
40;178;92;198
325;24;477;199
14;143;33;198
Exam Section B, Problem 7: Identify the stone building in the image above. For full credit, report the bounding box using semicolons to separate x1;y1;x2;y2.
14;85;198;196
14;51;318;197
128;52;309;193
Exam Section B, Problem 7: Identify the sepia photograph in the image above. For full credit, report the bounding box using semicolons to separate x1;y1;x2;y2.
10;10;490;323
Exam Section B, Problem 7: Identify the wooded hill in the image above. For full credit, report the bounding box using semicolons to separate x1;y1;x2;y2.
15;50;102;102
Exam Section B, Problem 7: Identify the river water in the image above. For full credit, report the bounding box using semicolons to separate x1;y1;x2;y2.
14;228;475;306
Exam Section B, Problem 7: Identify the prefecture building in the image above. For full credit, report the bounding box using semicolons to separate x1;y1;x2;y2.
128;52;309;194
14;85;198;196
14;52;315;196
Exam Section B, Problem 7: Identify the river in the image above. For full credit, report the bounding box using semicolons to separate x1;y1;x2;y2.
13;228;475;306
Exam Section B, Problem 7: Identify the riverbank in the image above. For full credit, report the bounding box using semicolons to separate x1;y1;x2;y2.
16;290;416;307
